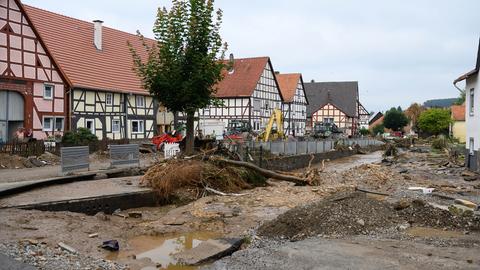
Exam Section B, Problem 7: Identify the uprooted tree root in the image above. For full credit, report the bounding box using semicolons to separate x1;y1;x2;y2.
141;159;267;199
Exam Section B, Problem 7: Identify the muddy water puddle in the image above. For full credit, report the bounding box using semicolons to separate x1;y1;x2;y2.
106;231;221;270
406;227;463;238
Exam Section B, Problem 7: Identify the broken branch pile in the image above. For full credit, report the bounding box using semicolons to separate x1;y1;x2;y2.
141;159;267;199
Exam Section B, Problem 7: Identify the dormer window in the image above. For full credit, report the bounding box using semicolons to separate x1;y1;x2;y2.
44;85;53;100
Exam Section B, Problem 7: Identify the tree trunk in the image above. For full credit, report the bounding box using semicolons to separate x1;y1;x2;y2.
173;111;179;130
185;111;195;155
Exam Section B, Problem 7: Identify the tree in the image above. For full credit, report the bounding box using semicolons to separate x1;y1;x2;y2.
383;107;408;132
372;123;385;135
454;91;466;105
359;127;370;136
418;108;452;135
130;0;227;154
404;103;425;133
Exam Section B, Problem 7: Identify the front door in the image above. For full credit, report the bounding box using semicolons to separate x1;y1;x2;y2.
0;91;25;142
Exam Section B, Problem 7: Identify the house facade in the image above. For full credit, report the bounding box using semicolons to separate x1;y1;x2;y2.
276;73;308;137
22;3;157;140
450;104;466;143
305;81;368;136
197;56;284;133
454;39;480;172
0;0;69;142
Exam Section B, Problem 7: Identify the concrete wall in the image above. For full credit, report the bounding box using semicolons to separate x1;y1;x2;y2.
262;145;383;171
452;121;466;143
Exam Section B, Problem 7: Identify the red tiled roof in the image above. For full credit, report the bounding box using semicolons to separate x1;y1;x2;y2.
23;4;151;94
276;73;301;102
215;57;269;98
451;104;465;121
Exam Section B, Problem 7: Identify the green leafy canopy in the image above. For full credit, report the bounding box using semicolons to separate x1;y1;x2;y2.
129;0;228;115
418;108;452;135
383;107;409;131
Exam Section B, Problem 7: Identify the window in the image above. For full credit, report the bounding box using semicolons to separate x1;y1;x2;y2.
324;117;334;124
42;117;53;131
470;88;475;116
131;120;144;133
86;119;95;134
55;117;64;131
106;93;113;106
470;138;475;156
112;120;121;133
43;85;53;99
136;96;145;108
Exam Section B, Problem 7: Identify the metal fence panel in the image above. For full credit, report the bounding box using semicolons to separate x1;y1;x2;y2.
285;141;297;155
270;142;285;154
307;141;317;154
61;146;89;174
110;144;140;167
297;141;307;155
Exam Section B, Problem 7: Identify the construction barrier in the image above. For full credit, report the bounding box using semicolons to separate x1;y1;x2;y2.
61;146;89;174
110;144;140;167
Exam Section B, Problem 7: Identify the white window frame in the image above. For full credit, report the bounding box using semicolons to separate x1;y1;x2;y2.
112;119;121;133
106;93;113;106
42;116;54;131
469;88;475;116
54;117;64;131
136;96;145;108
131;120;144;134
43;84;53;100
85;119;95;134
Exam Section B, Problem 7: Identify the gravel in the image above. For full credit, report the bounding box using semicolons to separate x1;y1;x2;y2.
0;241;126;270
258;192;480;241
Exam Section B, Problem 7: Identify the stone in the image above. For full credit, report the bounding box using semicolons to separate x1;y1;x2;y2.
448;204;474;217
128;211;142;218
454;199;478;210
174;238;243;265
88;233;99;238
94;212;110;221
27;157;45;167
461;170;477;177
93;173;108;180
463;176;478;182
393;199;411;210
356;219;365;226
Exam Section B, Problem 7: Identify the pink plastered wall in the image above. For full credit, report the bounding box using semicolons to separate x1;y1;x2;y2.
34;97;52;112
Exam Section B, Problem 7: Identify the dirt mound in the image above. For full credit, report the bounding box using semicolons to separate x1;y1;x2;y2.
37;152;60;165
142;159;266;199
258;192;480;240
0;153;28;169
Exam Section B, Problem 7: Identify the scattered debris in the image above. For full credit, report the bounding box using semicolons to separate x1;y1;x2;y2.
127;211;143;218
58;242;77;254
454;199;478;210
88;233;99;238
101;240;120;251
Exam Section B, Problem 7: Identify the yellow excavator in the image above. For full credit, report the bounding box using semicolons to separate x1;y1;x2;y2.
258;109;285;142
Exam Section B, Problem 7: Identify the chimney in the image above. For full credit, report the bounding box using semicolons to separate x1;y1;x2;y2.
228;53;234;73
275;71;280;75
93;20;103;50
311;79;315;83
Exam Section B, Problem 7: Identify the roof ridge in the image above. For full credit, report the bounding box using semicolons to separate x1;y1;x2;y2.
23;4;154;42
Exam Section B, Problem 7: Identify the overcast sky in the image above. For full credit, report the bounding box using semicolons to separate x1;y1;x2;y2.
23;0;480;112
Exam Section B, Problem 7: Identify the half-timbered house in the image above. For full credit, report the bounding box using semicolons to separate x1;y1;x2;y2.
20;3;157;140
304;81;369;136
197;56;284;133
276;73;308;137
1;0;69;142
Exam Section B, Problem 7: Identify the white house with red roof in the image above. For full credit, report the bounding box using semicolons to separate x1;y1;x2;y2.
454;39;480;172
276;73;308;137
198;56;284;133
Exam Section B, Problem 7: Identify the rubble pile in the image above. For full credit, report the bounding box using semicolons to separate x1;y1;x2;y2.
258;192;480;241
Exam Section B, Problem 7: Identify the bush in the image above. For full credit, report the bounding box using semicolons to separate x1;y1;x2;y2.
372;124;385;135
62;128;98;146
431;135;449;150
359;127;370;136
418;108;452;135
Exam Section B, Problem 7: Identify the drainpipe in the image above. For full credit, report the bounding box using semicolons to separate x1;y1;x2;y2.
453;81;465;93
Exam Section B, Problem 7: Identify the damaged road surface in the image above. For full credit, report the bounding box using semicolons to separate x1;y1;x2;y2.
1;148;480;269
